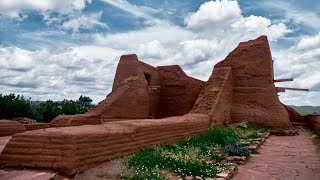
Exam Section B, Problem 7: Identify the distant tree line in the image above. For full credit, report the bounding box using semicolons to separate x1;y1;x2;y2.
0;94;94;123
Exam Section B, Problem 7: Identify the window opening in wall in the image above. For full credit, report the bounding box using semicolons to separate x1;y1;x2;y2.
144;73;151;86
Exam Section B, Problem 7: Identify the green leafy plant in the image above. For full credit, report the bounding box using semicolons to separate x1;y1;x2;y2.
247;131;261;139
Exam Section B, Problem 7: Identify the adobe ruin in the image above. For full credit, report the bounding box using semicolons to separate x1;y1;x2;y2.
0;36;302;175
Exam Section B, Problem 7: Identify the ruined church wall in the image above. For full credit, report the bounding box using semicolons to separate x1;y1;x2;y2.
157;65;204;118
215;36;291;129
191;67;233;126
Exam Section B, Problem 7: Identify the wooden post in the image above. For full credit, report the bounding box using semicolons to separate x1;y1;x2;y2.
274;78;294;82
276;87;309;92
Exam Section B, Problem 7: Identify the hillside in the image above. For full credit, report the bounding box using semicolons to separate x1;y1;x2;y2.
289;106;320;115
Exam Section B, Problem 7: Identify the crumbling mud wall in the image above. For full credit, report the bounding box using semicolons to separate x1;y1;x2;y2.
283;105;304;123
0;120;25;137
51;54;204;126
0;114;210;176
158;65;205;118
191;67;233;127
24;123;50;131
215;36;291;129
305;114;320;136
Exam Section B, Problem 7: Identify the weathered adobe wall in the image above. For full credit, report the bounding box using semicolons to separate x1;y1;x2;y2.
215;36;291;129
283;105;304;123
157;65;205;118
83;54;150;120
51;54;204;125
305;114;320;136
24;123;51;131
51;55;150;126
0;120;26;137
139;61;161;118
191;67;233;127
0;114;210;176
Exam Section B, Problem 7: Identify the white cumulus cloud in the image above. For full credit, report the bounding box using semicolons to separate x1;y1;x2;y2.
0;0;90;18
62;12;108;32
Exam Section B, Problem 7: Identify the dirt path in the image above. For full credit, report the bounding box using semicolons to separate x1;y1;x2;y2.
234;128;320;180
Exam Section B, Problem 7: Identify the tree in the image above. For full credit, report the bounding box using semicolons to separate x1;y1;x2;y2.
0;94;37;120
0;94;94;123
76;95;93;113
34;100;61;123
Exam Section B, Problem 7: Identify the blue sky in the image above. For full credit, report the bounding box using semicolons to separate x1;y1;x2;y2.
0;0;319;105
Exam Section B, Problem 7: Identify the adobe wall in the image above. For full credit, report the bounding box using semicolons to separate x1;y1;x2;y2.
306;114;320;136
24;123;50;131
283;105;304;123
51;55;151;126
0;114;210;176
0;120;26;137
157;65;205;118
215;36;291;129
50;54;204;125
191;67;233;127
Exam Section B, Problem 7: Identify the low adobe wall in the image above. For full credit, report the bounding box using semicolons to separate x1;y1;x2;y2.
306;114;320;136
0;120;26;137
283;105;304;123
24;123;51;131
0;114;210;176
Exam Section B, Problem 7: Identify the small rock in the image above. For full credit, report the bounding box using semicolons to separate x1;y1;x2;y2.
195;176;203;180
237;161;245;165
240;156;246;161
233;156;241;161
204;178;215;180
216;170;229;178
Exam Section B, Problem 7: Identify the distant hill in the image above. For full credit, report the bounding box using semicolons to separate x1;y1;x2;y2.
289;106;320;115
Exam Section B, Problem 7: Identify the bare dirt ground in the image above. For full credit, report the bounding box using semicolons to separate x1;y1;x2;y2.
234;128;320;180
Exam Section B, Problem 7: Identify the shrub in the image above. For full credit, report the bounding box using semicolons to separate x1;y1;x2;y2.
247;131;260;139
178;127;240;149
211;87;220;93
224;144;251;157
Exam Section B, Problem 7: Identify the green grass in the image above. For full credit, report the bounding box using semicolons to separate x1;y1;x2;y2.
251;149;260;154
123;123;268;179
